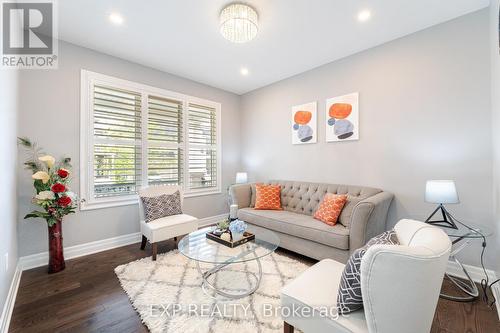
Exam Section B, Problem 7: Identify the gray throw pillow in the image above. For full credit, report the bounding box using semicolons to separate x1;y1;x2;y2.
337;230;400;314
140;191;182;222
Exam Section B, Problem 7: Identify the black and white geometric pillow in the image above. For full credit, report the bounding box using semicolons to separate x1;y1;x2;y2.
140;190;182;223
337;230;400;314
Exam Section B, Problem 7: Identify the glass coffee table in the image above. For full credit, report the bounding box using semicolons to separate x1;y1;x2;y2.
178;226;280;299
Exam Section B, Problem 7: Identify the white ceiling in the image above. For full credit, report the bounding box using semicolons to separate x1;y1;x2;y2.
58;0;489;95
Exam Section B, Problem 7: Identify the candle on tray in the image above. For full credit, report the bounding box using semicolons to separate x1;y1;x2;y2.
230;204;238;219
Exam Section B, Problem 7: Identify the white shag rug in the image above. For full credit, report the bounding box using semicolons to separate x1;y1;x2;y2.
115;249;310;333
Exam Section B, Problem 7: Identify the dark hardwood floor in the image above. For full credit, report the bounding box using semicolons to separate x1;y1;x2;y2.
9;240;500;333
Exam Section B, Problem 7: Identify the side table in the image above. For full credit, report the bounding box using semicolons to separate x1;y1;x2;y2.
435;222;492;302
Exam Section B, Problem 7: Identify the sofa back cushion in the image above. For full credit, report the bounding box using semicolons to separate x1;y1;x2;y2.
251;180;381;228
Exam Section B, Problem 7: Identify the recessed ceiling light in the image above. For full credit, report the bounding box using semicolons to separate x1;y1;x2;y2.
109;13;124;25
240;67;249;76
357;10;371;22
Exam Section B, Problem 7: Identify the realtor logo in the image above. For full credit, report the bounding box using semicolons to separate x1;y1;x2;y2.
1;0;58;68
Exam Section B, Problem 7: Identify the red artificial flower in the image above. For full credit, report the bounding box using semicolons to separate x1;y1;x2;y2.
57;196;72;207
57;169;69;178
51;183;66;193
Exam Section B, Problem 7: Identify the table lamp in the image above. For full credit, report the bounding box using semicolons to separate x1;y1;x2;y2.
425;180;459;229
235;172;248;184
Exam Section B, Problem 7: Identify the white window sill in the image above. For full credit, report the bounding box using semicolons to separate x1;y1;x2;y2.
79;189;222;211
184;189;222;198
79;197;138;211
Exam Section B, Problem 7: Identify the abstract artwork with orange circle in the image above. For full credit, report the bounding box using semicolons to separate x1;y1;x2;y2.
292;101;317;144
325;92;359;142
329;103;352;119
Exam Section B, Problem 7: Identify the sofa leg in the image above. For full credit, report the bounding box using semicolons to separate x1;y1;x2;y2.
140;235;147;250
152;243;158;261
284;321;294;333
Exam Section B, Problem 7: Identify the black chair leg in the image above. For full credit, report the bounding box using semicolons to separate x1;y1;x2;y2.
140;235;147;250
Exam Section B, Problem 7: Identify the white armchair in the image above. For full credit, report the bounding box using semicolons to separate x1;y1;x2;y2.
280;219;452;333
139;185;198;260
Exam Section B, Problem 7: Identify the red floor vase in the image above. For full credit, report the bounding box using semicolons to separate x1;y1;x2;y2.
48;219;65;274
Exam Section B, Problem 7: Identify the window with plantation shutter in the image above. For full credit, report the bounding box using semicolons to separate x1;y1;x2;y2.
187;102;218;191
80;70;221;210
92;85;142;198
147;95;183;186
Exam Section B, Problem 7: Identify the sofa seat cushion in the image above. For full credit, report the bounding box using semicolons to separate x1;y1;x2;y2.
281;259;367;333
238;208;350;250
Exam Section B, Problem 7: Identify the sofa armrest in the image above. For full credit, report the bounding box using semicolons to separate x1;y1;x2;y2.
349;191;394;252
229;183;252;209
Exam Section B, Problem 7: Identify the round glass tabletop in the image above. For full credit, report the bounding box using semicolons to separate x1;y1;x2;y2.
178;226;280;264
411;214;493;239
441;221;493;239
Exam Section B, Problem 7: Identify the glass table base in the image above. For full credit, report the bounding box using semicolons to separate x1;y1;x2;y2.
441;255;479;302
195;248;263;300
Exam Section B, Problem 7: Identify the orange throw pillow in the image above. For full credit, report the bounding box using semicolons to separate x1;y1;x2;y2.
254;184;282;210
313;193;348;226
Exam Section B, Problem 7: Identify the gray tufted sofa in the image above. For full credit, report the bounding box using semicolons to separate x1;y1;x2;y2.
229;180;394;263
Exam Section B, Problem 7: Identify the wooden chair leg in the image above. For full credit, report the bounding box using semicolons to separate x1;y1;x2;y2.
284;322;294;333
152;243;158;261
140;235;147;250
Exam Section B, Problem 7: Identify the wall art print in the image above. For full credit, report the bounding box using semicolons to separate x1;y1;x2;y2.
326;92;359;142
292;101;317;144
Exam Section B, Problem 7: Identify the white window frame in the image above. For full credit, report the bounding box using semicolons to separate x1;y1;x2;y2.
80;70;222;210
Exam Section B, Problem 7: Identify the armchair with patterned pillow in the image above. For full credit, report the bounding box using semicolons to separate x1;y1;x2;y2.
138;185;198;260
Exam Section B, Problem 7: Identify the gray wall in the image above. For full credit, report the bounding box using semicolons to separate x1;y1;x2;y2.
17;41;241;257
0;70;19;312
491;0;500;274
240;10;496;269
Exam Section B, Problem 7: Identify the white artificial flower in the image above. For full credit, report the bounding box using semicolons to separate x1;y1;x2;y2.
38;155;56;169
32;171;50;184
35;190;55;201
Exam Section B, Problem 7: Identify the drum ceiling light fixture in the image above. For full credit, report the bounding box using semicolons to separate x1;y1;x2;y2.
220;3;258;43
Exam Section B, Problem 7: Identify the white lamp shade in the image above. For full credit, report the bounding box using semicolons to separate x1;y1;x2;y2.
235;172;248;184
425;180;459;204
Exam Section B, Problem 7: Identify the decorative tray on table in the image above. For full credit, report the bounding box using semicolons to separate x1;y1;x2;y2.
206;230;255;248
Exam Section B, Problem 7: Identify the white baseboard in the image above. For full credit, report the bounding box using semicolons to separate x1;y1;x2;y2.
18;214;228;271
18;232;142;271
0;264;22;333
446;260;500;320
446;260;497;283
